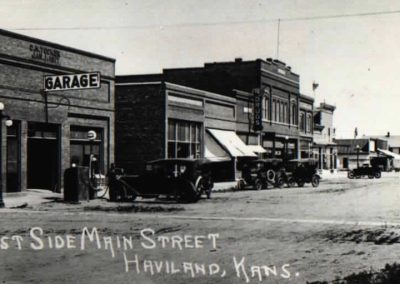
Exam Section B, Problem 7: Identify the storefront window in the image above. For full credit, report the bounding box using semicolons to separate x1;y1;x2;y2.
167;119;202;159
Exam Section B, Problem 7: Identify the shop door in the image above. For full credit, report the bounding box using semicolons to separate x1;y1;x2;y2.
27;123;59;190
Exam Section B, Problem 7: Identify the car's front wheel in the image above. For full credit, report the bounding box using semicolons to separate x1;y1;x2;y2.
311;175;320;187
254;179;263;191
374;172;382;179
347;170;354;179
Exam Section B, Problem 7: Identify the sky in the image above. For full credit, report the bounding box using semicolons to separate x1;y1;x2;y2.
1;0;400;138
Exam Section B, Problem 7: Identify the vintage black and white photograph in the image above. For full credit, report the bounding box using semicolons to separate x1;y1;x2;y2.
1;0;400;283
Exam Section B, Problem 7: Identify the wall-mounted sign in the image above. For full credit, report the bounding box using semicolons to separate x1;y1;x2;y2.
30;44;61;65
253;88;263;131
44;72;101;92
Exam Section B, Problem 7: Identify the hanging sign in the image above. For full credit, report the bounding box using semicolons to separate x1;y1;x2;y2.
43;72;101;91
253;88;263;131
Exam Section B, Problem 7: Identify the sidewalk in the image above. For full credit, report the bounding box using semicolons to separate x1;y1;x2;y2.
3;189;62;209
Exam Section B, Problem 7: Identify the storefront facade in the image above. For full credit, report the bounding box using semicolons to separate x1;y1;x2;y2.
313;102;337;170
115;80;257;179
0;29;115;193
162;58;303;161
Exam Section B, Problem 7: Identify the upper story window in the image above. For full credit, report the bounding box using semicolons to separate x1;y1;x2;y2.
306;113;313;133
291;100;297;125
262;96;269;120
271;97;289;124
300;111;306;131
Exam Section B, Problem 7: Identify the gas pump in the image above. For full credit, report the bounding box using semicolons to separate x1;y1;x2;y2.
87;130;107;198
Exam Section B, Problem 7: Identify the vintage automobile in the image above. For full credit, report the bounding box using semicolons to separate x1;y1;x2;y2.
108;159;215;203
240;158;285;190
283;158;320;188
347;164;382;179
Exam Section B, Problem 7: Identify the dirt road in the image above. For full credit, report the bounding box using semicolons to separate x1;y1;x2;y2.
2;174;400;283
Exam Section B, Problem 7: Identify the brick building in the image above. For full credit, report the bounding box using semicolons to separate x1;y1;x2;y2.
115;58;318;180
0;29;115;193
115;80;257;179
157;58;305;159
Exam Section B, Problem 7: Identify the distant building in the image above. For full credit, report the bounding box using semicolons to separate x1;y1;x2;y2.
334;138;388;169
313;103;338;170
369;132;400;154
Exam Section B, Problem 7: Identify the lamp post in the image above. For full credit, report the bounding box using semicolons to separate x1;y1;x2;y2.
284;136;289;162
356;144;360;169
0;102;13;208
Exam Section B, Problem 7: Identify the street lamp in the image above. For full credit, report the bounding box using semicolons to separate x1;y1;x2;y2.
356;144;360;169
0;102;13;208
284;136;289;162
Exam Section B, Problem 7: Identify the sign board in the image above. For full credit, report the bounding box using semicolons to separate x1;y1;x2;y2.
44;72;101;92
253;88;263;131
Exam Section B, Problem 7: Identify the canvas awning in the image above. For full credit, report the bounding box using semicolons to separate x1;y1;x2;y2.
246;145;267;154
204;131;231;161
377;148;400;159
207;129;257;157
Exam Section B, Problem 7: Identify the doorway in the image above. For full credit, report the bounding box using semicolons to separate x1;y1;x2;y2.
27;123;59;190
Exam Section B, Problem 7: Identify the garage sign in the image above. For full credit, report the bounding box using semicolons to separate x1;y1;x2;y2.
44;72;101;91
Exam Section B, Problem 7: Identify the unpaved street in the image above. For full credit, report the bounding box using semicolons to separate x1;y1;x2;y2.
2;174;400;283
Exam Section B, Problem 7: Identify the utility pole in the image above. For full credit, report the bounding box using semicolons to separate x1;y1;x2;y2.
276;19;280;59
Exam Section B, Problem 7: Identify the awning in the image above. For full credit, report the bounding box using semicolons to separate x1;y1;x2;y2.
204;132;231;161
246;145;267;154
377;148;400;159
207;129;257;157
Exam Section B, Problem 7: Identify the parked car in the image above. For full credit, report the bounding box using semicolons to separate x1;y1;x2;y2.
108;159;215;203
240;158;284;190
283;158;320;188
347;164;381;179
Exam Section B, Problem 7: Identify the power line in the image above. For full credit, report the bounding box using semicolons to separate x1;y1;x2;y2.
7;9;400;31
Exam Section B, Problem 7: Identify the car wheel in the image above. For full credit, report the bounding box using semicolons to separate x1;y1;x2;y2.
347;171;354;179
194;177;205;198
297;181;305;187
177;180;199;203
375;172;381;179
287;177;296;188
311;175;320;187
275;178;285;189
254;179;263;191
368;174;374;179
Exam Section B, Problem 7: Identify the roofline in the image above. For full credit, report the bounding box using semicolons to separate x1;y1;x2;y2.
0;29;115;62
165;82;236;103
300;94;315;102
